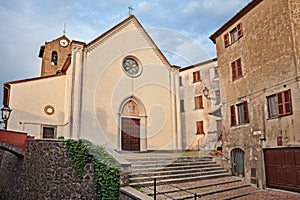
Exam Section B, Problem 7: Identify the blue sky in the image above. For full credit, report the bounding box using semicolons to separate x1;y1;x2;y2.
0;0;251;102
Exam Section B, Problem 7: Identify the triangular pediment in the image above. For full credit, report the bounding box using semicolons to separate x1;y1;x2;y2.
85;15;171;67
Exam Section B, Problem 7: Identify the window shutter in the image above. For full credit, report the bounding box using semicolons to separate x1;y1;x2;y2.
243;102;249;123
196;121;204;134
231;62;236;80
237;22;243;38
194;96;203;109
284;90;292;115
179;76;183;86
237;58;242;77
224;33;230;47
193;71;200;82
230;105;236;126
277;92;284;116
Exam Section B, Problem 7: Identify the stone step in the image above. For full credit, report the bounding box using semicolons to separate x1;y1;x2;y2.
126;156;212;163
145;177;242;195
129;166;225;178
130;169;228;184
165;184;254;200
129;172;231;187
131;163;220;173
131;160;216;170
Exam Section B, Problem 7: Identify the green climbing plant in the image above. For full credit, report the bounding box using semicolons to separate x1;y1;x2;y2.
65;139;121;200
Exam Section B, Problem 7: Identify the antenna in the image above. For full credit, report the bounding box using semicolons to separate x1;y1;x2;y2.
62;23;67;35
128;5;134;16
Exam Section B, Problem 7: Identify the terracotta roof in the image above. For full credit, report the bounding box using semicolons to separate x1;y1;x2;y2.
209;0;263;43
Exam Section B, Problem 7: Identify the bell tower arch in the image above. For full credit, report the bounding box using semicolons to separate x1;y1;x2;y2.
38;35;71;76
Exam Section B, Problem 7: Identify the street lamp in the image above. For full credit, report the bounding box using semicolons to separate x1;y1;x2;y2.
203;87;210;98
1;105;12;130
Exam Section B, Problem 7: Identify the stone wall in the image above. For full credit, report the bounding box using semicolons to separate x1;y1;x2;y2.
0;139;96;199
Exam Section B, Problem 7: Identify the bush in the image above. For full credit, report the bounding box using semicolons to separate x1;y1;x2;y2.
65;139;120;199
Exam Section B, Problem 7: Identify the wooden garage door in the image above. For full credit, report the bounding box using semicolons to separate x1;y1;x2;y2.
264;148;300;193
121;118;140;151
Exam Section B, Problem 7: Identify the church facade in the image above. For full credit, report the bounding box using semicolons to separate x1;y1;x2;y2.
4;15;185;151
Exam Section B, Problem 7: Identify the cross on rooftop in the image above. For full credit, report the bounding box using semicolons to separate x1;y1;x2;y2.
128;5;134;15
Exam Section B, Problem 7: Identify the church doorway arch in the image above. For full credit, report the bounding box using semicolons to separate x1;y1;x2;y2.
119;97;147;151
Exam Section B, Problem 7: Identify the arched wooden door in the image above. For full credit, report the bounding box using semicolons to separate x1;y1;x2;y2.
231;148;245;177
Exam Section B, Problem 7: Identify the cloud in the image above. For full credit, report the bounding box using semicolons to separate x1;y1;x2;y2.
0;0;252;100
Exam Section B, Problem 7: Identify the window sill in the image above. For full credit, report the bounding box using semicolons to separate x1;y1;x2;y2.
196;133;205;135
192;80;202;84
230;123;250;128
232;76;243;81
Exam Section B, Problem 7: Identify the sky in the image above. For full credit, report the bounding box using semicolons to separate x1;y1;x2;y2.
0;0;252;103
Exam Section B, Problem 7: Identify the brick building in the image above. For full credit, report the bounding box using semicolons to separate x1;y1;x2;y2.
210;0;300;193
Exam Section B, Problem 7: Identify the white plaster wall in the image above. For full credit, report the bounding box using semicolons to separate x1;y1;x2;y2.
179;60;220;150
8;75;67;138
78;20;178;150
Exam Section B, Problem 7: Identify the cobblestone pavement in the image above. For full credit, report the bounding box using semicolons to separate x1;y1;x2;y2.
236;189;300;200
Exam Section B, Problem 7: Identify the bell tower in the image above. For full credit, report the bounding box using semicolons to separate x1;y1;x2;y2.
38;35;71;77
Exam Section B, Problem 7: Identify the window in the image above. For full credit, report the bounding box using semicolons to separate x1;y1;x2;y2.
230;27;239;43
180;99;185;112
42;127;56;138
179;76;183;86
267;95;277;118
224;22;243;47
196;121;204;134
193;71;201;83
214;67;219;78
231;58;243;80
237;102;249;124
51;51;58;66
230;101;249;126
215;90;221;105
194;96;203;109
267;90;292;118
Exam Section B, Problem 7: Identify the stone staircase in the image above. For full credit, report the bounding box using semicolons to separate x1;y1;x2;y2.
124;155;261;199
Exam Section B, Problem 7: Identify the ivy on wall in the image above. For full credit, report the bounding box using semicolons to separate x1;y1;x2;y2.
65;139;120;199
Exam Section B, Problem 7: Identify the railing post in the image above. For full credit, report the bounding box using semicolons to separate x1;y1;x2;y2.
194;193;197;200
154;178;156;200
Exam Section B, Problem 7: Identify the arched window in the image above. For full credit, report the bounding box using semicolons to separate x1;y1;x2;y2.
51;51;58;66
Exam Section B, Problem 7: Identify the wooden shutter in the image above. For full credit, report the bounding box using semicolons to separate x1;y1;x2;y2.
196;121;204;134
230;105;236;126
195;96;203;109
179;76;183;86
277;90;292;116
193;71;200;82
284;90;292;115
237;58;242;77
277;92;284;116
237;23;243;38
243;102;249;123
224;33;230;47
231;61;237;80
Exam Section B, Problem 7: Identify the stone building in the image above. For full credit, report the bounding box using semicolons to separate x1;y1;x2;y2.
210;0;300;193
179;59;222;151
3;15;182;152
